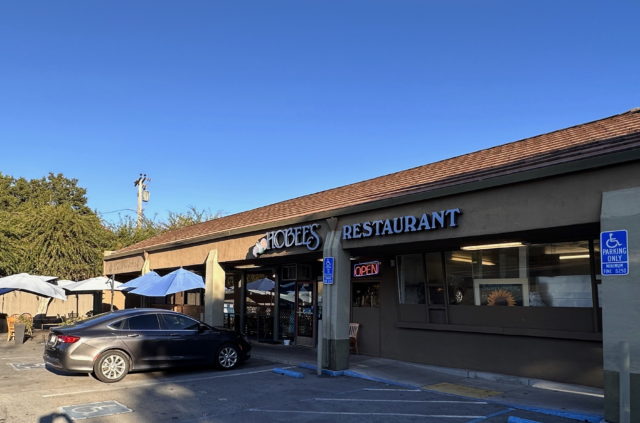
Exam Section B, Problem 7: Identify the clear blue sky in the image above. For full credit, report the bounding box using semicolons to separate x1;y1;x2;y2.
1;1;638;224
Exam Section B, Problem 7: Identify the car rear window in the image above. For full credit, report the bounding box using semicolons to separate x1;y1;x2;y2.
121;314;161;330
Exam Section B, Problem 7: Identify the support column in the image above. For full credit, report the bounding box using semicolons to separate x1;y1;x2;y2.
204;250;225;327
602;187;640;423
321;218;351;370
141;251;151;274
140;251;151;308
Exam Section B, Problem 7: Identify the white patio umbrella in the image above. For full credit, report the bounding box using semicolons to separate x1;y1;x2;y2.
64;276;122;292
64;276;123;313
56;279;76;288
0;273;67;300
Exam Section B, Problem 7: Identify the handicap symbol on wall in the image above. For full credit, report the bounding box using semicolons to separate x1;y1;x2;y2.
604;232;623;249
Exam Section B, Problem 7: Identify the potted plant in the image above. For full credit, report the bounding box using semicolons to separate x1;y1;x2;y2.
14;315;33;344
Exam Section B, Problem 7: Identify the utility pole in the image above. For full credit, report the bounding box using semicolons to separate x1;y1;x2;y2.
134;174;150;229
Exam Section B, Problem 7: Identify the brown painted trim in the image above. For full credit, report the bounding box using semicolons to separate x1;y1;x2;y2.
105;148;640;261
395;321;603;341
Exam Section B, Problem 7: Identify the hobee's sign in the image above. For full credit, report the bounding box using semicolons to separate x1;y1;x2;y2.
342;208;461;240
253;223;322;257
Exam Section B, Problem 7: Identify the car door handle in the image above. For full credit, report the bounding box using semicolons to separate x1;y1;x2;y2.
169;333;182;337
127;334;140;337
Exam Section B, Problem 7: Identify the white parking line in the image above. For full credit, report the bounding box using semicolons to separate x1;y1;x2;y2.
314;398;488;404
248;409;484;418
42;366;287;398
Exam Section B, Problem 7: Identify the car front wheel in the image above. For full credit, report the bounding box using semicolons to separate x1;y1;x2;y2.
93;350;130;383
216;344;239;370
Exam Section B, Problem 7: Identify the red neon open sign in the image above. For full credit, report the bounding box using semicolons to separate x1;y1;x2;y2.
353;261;381;277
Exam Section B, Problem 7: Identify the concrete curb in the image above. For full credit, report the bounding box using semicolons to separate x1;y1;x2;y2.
507;417;541;423
272;368;304;378
297;362;343;377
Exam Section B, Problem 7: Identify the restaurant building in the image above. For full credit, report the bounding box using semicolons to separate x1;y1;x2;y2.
104;109;640;421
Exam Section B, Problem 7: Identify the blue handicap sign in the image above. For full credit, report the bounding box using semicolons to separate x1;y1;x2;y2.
323;257;334;284
601;230;629;275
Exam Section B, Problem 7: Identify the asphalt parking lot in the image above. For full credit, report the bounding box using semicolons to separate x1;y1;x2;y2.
0;337;599;423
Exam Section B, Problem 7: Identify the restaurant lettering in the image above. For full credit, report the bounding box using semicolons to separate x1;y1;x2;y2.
253;223;322;257
342;208;462;240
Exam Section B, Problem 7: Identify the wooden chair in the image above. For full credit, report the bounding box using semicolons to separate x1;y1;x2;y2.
6;314;18;341
349;323;360;354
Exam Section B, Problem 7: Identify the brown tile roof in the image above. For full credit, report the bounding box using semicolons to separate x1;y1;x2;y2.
112;108;640;256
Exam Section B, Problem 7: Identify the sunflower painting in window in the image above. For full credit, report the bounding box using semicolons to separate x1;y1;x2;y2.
479;283;524;306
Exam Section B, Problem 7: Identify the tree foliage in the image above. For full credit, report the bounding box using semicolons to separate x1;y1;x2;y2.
162;205;221;231
104;215;161;251
20;205;111;280
0;172;221;279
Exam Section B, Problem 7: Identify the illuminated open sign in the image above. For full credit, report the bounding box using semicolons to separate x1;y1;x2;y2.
353;261;381;277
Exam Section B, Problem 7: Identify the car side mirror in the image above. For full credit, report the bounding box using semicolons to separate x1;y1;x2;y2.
198;324;209;333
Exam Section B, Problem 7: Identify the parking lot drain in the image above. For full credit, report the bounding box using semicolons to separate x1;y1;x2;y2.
272;368;304;378
59;401;132;420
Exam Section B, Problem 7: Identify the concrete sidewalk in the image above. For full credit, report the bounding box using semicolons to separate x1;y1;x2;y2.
250;341;605;423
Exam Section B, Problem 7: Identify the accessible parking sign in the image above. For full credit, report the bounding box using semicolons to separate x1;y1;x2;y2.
601;230;629;275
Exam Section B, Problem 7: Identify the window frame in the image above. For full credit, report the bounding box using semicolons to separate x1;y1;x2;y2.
394;236;602;339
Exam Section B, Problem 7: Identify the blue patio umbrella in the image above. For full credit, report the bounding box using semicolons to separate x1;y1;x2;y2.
246;278;275;292
120;271;160;291
130;268;204;297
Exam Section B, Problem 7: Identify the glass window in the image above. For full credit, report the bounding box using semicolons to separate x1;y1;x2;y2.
398;239;598;314
445;241;594;308
528;241;593;307
281;265;297;281
426;253;445;305
279;281;296;339
161;314;199;330
444;251;475;305
124;314;160;330
352;282;379;307
396;254;426;304
109;320;124;330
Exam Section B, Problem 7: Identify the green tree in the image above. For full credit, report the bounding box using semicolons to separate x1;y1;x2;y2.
20;204;111;280
0;171;225;277
105;206;223;250
0;210;24;275
0;172;108;278
161;206;221;231
105;215;161;251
